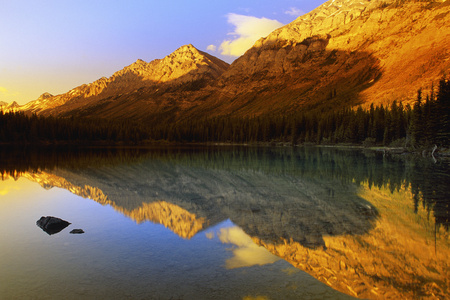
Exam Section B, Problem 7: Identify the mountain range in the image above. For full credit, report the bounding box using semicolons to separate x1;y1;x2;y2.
4;0;450;123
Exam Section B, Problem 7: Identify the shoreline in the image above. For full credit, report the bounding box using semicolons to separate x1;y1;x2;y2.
1;140;449;159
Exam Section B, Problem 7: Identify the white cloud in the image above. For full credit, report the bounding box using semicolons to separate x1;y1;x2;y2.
285;7;304;17
206;44;217;52
218;13;283;57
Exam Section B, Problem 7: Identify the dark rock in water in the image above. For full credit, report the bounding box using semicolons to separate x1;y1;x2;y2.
70;229;84;234
36;216;71;235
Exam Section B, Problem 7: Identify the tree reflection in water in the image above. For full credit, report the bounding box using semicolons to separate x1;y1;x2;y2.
1;146;449;298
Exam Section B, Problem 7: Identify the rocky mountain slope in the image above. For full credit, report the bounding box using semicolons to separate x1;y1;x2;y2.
6;0;450;121
203;0;450;116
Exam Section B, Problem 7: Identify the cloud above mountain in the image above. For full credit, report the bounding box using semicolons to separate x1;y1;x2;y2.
210;13;283;57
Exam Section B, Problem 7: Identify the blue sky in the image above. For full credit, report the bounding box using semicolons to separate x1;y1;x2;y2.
0;0;327;105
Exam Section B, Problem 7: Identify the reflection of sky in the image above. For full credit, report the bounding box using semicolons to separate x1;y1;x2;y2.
0;177;62;216
0;177;40;197
217;225;280;269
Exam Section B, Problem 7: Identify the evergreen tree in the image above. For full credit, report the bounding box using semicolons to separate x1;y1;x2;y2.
411;89;423;147
434;77;450;146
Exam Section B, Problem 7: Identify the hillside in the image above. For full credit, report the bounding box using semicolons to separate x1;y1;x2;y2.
199;0;450;117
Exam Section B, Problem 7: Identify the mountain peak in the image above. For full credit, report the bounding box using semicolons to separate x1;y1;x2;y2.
166;44;207;62
167;46;229;82
113;44;229;84
5;101;20;111
113;44;228;84
38;92;53;101
173;44;201;54
179;43;197;51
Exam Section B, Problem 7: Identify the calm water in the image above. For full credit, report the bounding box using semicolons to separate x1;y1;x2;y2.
0;146;449;299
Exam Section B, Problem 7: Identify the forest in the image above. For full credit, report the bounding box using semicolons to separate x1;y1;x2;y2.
1;77;449;148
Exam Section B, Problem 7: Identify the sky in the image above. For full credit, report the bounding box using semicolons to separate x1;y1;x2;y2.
0;0;327;105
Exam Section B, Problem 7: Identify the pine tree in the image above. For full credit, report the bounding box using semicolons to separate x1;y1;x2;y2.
434;77;450;146
411;89;423;147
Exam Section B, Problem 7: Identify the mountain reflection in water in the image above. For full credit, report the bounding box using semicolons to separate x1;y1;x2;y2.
1;146;449;299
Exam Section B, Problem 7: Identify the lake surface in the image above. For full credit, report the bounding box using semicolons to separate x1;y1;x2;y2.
1;146;449;299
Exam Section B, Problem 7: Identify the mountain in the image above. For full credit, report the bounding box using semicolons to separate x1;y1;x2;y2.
18;92;54;113
200;0;450;116
17;44;229;121
1;101;20;112
10;0;450;121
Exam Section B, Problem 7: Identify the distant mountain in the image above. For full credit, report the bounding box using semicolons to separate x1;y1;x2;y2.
2;101;20;112
19;93;54;113
17;44;229;121
9;0;450;121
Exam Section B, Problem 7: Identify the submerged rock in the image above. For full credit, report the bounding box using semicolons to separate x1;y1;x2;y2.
36;216;71;235
70;229;84;234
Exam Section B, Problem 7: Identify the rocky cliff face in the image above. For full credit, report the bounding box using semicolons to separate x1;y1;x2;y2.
206;0;450;116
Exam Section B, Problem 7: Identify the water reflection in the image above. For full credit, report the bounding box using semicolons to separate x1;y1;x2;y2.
0;178;354;300
1;146;449;299
0;147;379;248
218;226;281;269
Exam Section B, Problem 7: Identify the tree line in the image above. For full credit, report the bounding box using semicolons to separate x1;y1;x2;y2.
0;113;149;144
1;77;449;147
151;77;449;148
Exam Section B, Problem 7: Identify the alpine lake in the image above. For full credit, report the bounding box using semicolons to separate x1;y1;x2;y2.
1;146;449;299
